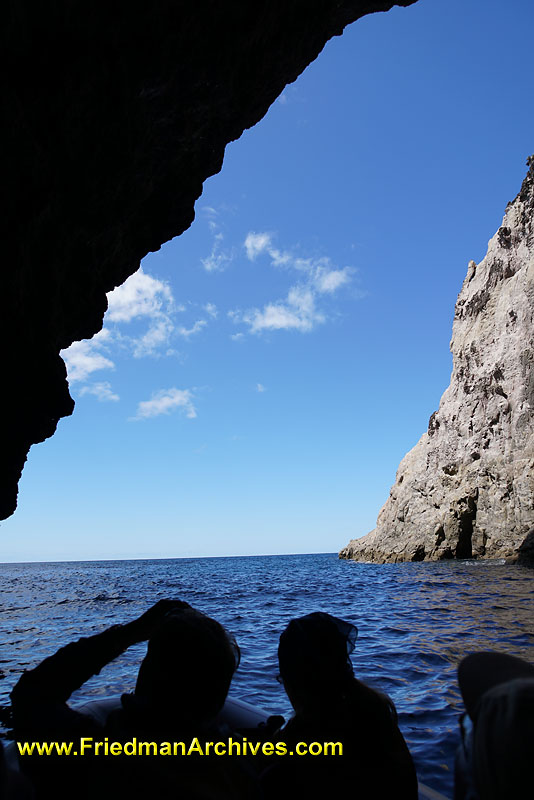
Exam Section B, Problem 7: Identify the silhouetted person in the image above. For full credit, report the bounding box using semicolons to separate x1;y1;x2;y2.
261;612;418;800
11;600;258;800
1;740;34;799
455;651;534;800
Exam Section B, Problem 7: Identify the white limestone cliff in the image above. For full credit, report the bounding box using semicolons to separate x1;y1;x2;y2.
340;158;534;563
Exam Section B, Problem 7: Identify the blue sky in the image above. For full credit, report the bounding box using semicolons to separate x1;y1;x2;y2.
2;0;533;561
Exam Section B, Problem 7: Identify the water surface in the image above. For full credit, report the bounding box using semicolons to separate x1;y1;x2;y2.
1;553;533;796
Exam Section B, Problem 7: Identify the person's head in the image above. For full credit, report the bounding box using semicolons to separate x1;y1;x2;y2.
135;607;240;726
457;651;534;800
278;612;357;712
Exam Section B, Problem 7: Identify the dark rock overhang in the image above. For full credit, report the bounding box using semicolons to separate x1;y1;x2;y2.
1;0;416;520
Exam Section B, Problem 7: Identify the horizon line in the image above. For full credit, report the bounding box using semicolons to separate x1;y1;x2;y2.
0;550;339;567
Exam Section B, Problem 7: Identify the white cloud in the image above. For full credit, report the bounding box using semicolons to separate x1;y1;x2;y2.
61;339;115;383
62;267;218;413
244;232;296;268
104;267;179;358
234;232;357;336
177;320;207;339
242;233;354;289
79;382;120;402
201;206;221;234
132;317;175;357
230;332;244;341
241;285;324;334
106;268;173;323
314;266;353;294
244;232;272;261
201;232;233;272
268;247;293;267
256;383;266;393
132;388;197;421
92;328;112;344
62;266;207;391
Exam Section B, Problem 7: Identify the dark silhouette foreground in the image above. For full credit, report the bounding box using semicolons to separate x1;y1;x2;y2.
11;600;257;799
9;602;534;800
260;612;418;799
455;650;534;800
9;605;437;799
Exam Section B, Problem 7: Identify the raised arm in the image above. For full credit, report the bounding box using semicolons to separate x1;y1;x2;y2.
11;599;190;736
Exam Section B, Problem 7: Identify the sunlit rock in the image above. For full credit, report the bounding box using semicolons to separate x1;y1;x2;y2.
341;157;534;563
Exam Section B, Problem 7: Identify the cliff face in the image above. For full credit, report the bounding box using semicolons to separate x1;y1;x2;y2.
1;0;416;520
340;158;534;563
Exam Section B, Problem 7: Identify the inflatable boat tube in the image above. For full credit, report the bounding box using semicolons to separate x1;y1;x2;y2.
4;696;451;799
76;694;274;732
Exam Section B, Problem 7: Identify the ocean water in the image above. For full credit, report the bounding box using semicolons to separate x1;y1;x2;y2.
1;553;533;796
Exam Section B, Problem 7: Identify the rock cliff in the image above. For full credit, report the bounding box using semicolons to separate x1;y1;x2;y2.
340;157;534;563
1;0;416;520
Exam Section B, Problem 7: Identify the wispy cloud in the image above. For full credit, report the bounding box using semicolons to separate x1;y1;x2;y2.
244;232;293;268
244;232;353;288
201;234;225;272
106;269;174;323
62;268;179;386
202;206;219;230
106;267;178;357
256;383;266;393
233;232;356;335
131;317;175;357
79;381;120;402
314;266;353;294
242;286;324;333
61;330;115;383
177;320;207;339
201;232;233;272
61;267;213;409
132;388;197;421
276;86;299;106
200;206;237;272
244;232;272;261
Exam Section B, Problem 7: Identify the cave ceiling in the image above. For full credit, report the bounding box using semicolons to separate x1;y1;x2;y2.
2;1;416;520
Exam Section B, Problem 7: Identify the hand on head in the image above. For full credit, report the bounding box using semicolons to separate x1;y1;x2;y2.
134;603;240;726
126;599;192;643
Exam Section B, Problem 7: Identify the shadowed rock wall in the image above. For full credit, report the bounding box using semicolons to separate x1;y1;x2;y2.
2;0;416;520
340;158;534;563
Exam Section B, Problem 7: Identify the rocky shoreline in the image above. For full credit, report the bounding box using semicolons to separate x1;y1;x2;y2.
340;157;534;564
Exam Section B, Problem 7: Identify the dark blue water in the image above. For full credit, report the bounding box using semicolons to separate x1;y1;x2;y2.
1;553;533;796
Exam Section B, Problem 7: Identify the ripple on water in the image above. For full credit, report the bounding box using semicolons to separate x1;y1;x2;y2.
1;554;533;797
